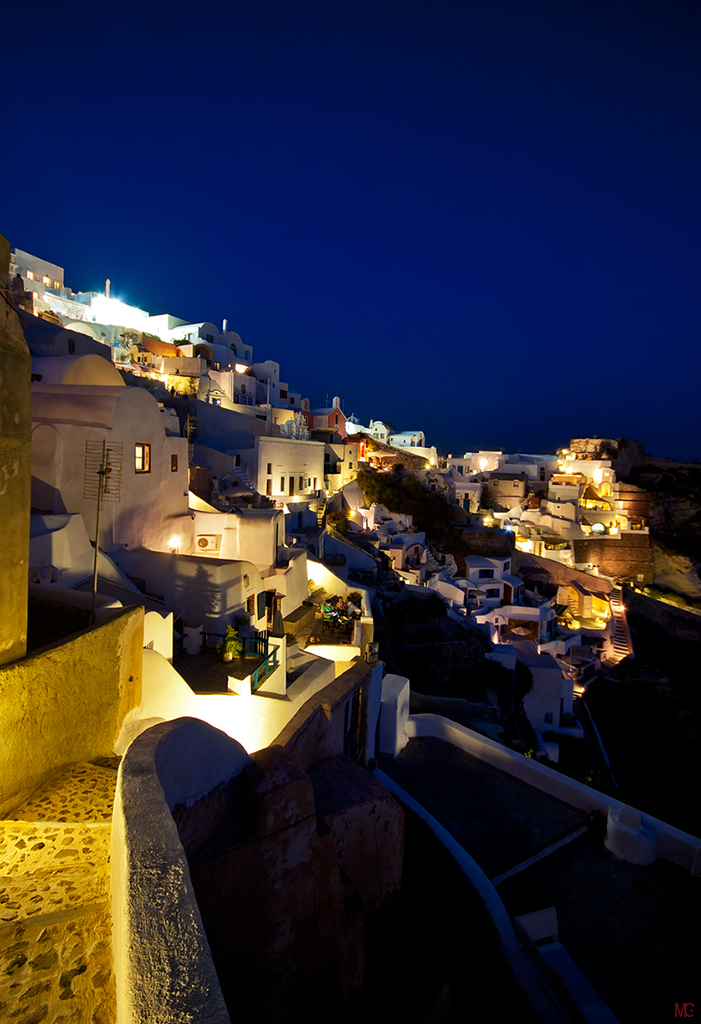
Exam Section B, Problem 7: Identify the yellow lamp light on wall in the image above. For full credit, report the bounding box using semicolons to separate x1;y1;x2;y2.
168;536;181;553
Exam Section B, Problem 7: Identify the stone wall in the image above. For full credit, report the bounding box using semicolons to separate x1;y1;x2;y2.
0;606;143;809
0;233;32;665
572;532;654;585
116;718;404;1024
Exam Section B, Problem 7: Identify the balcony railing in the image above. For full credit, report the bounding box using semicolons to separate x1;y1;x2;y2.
251;647;279;691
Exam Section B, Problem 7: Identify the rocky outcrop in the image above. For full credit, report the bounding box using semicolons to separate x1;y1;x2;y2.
651;541;701;601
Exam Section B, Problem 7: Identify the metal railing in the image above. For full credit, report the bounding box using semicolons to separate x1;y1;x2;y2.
251;647;279;692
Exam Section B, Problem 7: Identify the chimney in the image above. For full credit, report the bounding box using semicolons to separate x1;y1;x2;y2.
332;396;340;409
105;278;111;298
222;318;228;333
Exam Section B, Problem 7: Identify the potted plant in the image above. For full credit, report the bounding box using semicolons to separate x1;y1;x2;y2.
216;624;243;663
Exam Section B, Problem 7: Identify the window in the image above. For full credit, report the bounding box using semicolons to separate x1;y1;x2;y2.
234;454;241;467
42;275;51;285
478;569;494;579
54;280;60;289
299;476;303;489
247;594;255;615
26;270;34;280
324;453;330;463
514;480;520;488
335;414;339;425
503;561;510;573
266;479;272;495
135;443;151;473
280;389;288;399
349;462;353;469
171;454;178;472
486;588;499;598
290;397;295;405
280;477;285;491
206;333;214;343
267;463;272;474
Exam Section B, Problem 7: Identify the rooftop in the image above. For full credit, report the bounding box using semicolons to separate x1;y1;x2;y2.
384;736;700;1021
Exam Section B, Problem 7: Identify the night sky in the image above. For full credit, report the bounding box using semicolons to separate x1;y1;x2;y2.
3;1;701;459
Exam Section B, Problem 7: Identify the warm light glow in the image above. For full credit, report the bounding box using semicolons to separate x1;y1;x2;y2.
168;536;181;549
515;537;534;553
593;469;603;484
234;363;248;374
480;458;488;471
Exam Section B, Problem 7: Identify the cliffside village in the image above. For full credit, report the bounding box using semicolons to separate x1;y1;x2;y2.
1;240;697;1024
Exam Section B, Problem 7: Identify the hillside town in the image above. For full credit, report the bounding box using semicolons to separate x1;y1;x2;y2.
1;239;699;1023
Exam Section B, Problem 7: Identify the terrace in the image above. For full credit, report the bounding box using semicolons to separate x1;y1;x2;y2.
384;735;700;1022
175;631;280;694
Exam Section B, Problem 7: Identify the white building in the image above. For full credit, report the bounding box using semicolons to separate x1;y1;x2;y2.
194;435;325;505
31;360;191;555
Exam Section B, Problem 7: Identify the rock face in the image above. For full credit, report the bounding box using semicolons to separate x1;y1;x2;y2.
651;541;701;601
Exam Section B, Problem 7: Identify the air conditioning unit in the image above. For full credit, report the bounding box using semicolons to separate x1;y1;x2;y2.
196;534;221;552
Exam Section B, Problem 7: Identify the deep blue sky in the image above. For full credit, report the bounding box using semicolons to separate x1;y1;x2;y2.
4;0;701;459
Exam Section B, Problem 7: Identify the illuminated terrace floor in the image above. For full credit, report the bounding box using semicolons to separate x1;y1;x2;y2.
0;761;119;1022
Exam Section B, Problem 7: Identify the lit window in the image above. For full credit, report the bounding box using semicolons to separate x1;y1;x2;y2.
54;280;60;289
42;276;51;285
26;270;34;280
135;443;151;473
171;454;178;472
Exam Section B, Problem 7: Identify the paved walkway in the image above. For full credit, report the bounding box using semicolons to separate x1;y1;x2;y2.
0;761;119;1022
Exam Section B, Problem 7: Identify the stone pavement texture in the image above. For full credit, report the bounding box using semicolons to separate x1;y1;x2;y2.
0;762;118;1023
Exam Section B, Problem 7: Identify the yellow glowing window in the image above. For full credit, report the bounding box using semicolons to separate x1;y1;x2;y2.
26;271;34;280
135;443;151;473
42;276;51;285
54;280;60;289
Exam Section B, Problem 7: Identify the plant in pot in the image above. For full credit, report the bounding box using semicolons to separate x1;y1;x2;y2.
216;624;243;663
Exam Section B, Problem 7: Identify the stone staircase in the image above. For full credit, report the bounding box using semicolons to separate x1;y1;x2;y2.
0;760;120;1023
606;586;633;664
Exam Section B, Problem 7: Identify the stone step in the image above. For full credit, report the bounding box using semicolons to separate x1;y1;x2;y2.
0;763;117;1022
